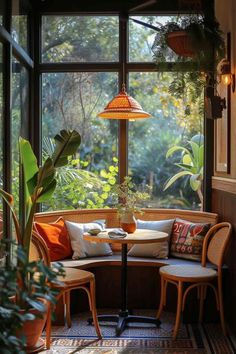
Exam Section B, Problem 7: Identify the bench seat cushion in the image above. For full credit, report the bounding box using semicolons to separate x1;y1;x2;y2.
55;253;216;270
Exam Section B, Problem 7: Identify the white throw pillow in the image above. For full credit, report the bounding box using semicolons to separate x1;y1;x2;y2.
127;219;175;259
65;220;112;259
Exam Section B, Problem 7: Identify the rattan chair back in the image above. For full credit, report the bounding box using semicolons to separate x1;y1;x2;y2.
201;222;232;268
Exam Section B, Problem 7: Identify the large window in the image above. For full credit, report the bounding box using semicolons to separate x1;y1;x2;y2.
41;15;204;211
0;0;32;241
42;16;119;63
42;72;118;210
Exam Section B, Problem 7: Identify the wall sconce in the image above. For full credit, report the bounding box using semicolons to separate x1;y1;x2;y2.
217;58;235;93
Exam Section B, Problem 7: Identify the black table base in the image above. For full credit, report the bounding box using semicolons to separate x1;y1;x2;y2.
88;311;161;336
88;242;161;336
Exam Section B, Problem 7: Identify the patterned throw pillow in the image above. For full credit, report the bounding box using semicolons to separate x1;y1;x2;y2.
170;218;211;261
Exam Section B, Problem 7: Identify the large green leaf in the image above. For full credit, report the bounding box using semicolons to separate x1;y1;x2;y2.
189;141;200;168
198;144;204;169
190;174;201;191
36;158;55;191
37;179;57;202
166;145;191;159
163;170;192;191
52;130;81;168
182;154;192;165
19;137;39;196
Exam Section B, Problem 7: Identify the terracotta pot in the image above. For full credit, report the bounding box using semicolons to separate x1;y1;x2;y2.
18;299;48;353
120;212;137;233
167;31;195;57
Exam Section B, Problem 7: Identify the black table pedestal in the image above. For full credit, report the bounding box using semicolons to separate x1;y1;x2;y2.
88;312;161;336
88;243;161;336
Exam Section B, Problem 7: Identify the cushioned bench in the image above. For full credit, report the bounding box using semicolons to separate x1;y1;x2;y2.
34;208;219;324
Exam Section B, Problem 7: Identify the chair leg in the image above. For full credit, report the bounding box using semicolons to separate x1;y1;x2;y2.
157;275;165;319
89;278;102;339
218;277;227;335
65;291;72;328
45;303;52;349
199;285;206;323
173;281;183;340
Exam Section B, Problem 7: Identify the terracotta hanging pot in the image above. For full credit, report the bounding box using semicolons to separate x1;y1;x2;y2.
167;31;195;57
120;212;137;233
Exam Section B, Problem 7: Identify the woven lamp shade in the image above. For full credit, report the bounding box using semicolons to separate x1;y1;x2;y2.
97;85;151;120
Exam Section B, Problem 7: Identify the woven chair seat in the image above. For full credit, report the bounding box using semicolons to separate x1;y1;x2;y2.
57;268;94;287
160;265;217;281
157;222;232;340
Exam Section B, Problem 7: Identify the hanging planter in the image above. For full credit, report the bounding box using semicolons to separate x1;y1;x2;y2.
167;30;195;57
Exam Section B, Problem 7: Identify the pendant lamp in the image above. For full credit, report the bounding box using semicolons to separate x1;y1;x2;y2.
97;84;151;120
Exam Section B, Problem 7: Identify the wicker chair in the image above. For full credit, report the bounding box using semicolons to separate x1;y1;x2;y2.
156;222;232;339
30;231;102;349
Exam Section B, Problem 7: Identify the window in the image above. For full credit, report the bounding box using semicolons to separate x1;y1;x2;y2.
42;16;119;63
41;14;204;211
12;0;28;52
42;72;118;210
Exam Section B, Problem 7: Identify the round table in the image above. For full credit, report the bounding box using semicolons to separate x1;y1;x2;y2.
84;228;168;336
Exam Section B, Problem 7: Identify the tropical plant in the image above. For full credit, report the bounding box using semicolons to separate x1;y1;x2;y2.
0;130;80;351
163;134;204;208
112;176;150;216
0;129;81;260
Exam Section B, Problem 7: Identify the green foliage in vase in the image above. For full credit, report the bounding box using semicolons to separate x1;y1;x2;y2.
112;176;150;215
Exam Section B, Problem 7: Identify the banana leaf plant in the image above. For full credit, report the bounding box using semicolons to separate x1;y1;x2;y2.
0;129;81;260
163;135;204;209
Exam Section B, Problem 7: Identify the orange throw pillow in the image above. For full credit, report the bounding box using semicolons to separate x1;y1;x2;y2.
34;218;73;261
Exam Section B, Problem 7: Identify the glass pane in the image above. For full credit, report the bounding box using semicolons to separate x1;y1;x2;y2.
42;72;118;210
12;0;28;51
129;15;184;62
129;16;157;62
128;71;204;210
0;0;5;25
42;16;119;63
12;59;29;216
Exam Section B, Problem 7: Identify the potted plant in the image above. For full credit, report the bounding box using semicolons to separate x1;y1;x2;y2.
152;15;225;68
0;241;64;353
131;14;225;114
112;176;150;233
163;134;204;210
0;129;81;352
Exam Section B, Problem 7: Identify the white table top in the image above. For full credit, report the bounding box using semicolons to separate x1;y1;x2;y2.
83;228;168;245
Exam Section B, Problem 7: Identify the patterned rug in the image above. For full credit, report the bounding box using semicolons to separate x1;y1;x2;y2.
41;310;236;354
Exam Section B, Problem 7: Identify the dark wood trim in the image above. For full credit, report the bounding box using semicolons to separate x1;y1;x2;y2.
39;62;121;72
2;41;12;258
39;61;202;73
0;26;34;68
212;176;236;195
226;32;231;174
118;13;128;183
32;0;212;14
